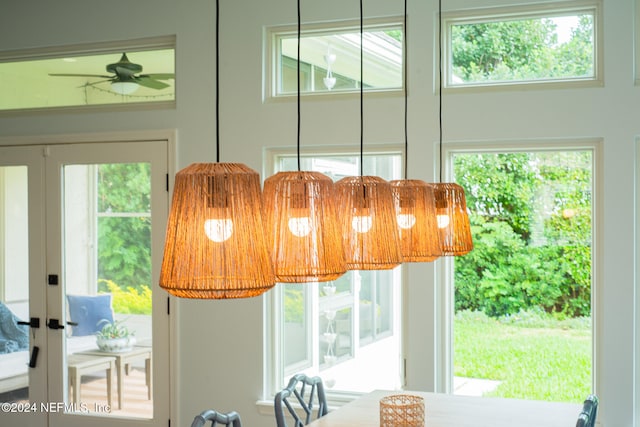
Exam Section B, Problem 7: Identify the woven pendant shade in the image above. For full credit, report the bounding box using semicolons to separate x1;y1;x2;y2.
432;182;473;256
390;180;442;262
159;163;275;299
263;171;346;283
334;176;402;270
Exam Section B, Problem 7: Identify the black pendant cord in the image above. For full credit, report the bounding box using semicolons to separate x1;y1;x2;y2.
297;0;301;172
359;0;364;178
438;0;443;183
215;0;220;163
403;0;408;180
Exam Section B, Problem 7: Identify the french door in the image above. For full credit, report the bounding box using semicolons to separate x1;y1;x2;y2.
0;140;170;427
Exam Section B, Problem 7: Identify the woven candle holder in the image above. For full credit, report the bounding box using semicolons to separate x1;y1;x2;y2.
379;394;425;427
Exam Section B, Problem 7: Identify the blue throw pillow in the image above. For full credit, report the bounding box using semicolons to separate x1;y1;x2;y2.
67;294;114;336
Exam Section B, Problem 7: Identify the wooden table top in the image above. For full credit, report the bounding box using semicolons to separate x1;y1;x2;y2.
307;390;583;427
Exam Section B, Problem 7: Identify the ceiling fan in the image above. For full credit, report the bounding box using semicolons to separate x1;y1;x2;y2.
49;52;175;94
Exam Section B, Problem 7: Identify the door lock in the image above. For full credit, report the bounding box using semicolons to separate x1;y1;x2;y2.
47;319;65;330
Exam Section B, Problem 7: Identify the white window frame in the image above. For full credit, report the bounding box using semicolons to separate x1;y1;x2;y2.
0;36;176;114
634;0;640;85
262;145;404;404
264;17;405;101
441;0;603;93
438;138;603;398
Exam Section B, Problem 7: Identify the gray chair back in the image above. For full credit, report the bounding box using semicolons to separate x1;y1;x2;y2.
191;409;242;427
274;373;328;427
576;394;598;427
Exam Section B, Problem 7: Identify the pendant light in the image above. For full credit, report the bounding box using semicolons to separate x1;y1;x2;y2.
262;0;346;283
390;0;442;262
334;0;402;271
433;0;473;256
159;0;275;298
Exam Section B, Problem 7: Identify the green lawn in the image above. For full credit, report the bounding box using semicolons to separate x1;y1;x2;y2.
453;310;591;402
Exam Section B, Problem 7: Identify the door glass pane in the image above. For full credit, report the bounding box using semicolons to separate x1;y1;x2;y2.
452;150;593;402
63;163;152;418
0;166;31;403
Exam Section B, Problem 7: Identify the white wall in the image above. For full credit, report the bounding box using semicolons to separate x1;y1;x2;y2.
0;0;636;426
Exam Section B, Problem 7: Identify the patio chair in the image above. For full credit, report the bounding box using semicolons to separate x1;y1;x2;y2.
274;373;328;427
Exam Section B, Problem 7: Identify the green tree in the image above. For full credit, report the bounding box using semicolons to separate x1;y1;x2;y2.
454;152;592;318
455;152;537;240
451;15;593;83
97;163;151;291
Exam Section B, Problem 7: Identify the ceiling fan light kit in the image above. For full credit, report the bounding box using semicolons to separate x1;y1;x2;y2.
110;81;140;95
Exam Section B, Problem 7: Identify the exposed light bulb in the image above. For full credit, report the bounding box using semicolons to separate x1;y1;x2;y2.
287;216;312;237
396;213;416;229
352;215;373;233
204;218;233;242
437;214;450;229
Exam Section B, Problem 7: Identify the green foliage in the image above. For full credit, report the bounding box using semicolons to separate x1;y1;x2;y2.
455;153;537;239
284;286;304;324
454;310;591;402
451;15;593;83
97;163;151;290
454;151;592;318
99;279;152;315
384;29;402;43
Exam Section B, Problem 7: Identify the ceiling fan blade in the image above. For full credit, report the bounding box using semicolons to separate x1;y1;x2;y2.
135;76;171;90
82;79;115;87
49;73;112;78
142;73;175;80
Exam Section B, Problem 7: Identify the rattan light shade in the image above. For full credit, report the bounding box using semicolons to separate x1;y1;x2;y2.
159;163;275;299
334;176;402;270
263;171;346;283
390;180;442;262
432;182;473;256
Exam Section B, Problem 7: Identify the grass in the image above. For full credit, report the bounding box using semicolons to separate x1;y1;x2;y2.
453;310;591;402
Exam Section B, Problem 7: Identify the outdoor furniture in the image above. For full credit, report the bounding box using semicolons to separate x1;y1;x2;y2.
67;353;116;407
79;346;152;409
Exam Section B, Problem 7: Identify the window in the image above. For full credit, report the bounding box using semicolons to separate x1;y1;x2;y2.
444;2;601;89
268;150;403;395
268;20;403;98
448;144;596;403
0;38;175;112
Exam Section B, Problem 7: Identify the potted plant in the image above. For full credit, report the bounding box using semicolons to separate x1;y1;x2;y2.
95;319;136;352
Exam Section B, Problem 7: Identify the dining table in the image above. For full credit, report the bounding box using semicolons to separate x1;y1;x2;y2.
306;389;583;427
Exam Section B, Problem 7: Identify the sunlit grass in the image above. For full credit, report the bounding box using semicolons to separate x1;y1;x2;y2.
454;310;591;402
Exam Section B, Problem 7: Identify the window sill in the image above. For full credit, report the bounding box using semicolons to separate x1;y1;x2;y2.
256;390;364;416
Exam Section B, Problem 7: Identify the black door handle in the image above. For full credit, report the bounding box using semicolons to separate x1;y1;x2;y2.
47;319;65;330
17;317;40;328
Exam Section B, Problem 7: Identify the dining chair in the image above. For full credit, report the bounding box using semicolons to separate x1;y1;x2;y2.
575;394;598;427
190;409;242;427
274;373;328;427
